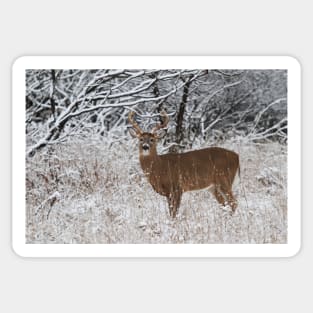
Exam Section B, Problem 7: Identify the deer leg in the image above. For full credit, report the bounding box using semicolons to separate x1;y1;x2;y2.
214;187;227;206
166;196;173;216
228;191;238;212
214;185;237;212
220;186;237;212
167;190;182;218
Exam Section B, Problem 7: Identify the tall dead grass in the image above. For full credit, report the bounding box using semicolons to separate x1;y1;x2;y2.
26;138;287;244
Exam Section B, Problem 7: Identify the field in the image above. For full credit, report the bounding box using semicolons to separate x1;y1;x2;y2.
26;138;287;244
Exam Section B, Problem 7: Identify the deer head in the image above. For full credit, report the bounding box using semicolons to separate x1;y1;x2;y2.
128;111;169;157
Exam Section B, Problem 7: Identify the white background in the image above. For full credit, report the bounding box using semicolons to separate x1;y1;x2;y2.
0;0;310;312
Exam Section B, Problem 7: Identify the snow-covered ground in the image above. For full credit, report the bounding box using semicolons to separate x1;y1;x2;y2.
26;138;287;244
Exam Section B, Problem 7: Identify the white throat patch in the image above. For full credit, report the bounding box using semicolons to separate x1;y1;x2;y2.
142;149;150;156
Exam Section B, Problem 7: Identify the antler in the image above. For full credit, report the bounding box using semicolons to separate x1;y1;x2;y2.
128;111;143;135
152;110;169;134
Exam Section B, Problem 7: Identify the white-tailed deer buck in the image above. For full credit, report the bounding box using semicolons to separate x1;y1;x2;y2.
128;111;240;218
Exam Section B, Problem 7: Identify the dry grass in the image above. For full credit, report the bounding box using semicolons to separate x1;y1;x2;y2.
26;138;287;244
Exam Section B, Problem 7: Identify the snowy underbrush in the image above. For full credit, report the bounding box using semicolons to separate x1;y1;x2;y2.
26;138;287;244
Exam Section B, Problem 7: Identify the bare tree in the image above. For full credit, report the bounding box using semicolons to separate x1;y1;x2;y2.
26;69;287;157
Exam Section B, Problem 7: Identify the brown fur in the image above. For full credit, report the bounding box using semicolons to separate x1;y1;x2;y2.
129;113;239;218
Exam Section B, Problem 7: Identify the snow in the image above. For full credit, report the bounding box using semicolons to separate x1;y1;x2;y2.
26;138;287;244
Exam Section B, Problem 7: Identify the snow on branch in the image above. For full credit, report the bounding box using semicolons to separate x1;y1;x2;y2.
26;69;287;156
26;69;206;156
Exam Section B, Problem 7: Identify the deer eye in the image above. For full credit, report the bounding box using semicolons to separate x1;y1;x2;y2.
150;138;154;143
140;138;143;142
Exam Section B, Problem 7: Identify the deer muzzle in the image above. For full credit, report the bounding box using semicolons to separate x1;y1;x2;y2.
142;143;150;151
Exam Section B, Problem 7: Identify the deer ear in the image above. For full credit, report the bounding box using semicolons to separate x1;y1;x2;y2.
128;128;139;138
155;129;167;139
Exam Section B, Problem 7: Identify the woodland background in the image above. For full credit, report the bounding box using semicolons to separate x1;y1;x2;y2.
25;69;287;243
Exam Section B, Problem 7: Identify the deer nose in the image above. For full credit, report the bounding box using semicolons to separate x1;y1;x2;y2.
142;144;149;150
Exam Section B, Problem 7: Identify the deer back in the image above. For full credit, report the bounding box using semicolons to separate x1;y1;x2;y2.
140;147;239;195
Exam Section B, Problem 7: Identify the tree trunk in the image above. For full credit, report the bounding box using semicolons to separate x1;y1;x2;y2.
170;75;193;152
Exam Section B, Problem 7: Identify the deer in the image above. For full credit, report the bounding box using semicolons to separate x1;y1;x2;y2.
128;110;240;218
